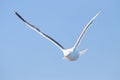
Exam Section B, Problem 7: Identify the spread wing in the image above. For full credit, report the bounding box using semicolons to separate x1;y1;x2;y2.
15;11;65;51
73;11;101;50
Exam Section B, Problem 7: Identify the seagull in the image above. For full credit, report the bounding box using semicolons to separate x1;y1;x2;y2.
15;11;101;61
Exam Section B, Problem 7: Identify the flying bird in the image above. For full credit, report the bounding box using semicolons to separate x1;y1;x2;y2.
15;11;101;61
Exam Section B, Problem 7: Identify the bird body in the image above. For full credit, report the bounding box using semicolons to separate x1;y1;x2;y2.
63;48;79;61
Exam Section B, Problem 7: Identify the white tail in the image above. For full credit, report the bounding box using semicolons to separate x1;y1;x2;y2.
79;48;88;56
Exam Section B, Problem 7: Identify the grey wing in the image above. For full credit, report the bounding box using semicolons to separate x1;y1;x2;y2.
15;11;65;51
73;11;101;50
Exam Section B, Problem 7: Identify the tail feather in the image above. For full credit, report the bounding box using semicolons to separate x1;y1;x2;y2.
79;48;88;56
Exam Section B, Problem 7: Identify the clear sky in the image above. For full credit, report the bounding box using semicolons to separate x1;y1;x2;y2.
0;0;120;80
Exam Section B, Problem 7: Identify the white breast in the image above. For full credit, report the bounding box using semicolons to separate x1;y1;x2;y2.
63;50;79;61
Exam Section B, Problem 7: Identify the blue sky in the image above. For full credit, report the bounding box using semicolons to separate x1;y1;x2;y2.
0;0;120;80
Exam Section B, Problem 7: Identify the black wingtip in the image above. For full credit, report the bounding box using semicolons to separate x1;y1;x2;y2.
14;11;19;16
14;11;26;22
14;10;16;13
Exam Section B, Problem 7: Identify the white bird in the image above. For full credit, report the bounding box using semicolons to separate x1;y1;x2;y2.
15;11;101;61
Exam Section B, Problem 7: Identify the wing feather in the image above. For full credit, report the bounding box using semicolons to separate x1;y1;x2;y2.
73;11;101;50
15;11;65;51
